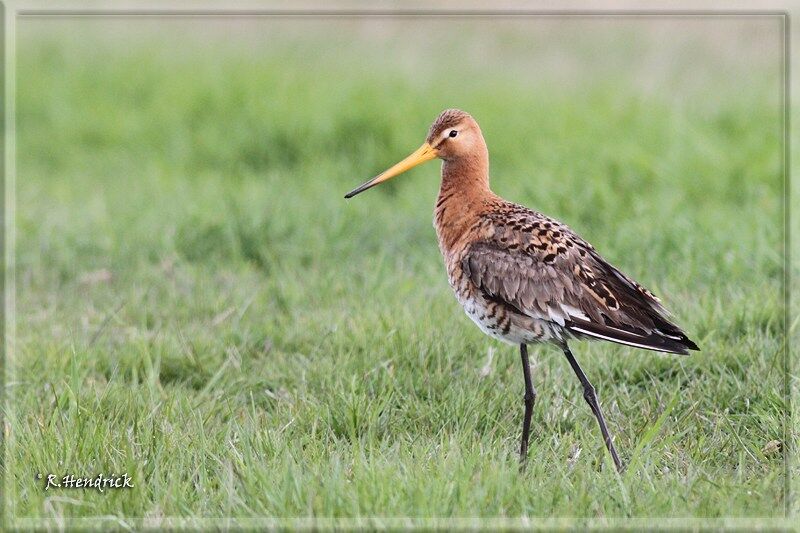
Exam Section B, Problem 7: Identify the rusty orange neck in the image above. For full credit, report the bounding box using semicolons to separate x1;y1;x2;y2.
433;153;495;253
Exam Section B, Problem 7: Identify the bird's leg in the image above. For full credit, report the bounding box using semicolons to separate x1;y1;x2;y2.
519;343;537;464
562;344;623;472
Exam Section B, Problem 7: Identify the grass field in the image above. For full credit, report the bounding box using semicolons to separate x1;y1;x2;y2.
6;17;790;526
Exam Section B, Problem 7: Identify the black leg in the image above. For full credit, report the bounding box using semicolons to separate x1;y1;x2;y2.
562;343;623;472
519;343;536;464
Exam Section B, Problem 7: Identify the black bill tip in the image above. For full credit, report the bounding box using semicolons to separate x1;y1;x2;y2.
344;177;378;199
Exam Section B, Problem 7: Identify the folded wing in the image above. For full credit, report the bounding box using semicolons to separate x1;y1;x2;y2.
462;208;698;355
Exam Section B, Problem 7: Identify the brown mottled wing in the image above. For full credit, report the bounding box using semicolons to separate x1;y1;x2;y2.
463;205;698;354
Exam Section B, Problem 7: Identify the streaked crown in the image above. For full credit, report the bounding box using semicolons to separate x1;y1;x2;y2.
426;109;471;143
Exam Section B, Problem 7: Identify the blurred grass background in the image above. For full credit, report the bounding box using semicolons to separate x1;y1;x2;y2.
7;16;787;524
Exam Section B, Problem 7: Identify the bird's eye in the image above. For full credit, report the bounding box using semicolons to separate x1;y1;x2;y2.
449;130;458;138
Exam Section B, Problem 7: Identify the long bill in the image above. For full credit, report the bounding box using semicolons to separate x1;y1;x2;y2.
344;143;438;198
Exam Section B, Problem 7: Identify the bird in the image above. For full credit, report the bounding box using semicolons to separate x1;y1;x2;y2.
344;109;698;471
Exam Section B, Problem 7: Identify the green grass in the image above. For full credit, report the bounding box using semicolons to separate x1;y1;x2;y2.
6;19;789;526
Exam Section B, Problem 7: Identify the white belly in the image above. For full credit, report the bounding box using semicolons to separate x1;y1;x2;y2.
460;295;564;346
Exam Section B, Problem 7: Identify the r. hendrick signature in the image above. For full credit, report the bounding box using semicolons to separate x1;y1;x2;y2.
38;473;134;492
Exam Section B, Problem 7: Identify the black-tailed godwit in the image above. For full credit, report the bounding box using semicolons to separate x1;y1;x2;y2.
345;109;698;471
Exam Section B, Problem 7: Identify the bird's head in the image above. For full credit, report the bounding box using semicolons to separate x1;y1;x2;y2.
424;108;484;161
344;109;484;198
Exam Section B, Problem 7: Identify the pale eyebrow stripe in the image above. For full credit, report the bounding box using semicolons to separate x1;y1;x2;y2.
441;127;458;140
